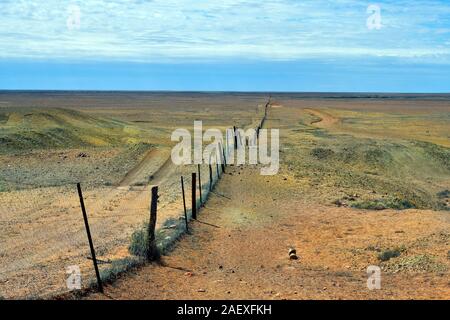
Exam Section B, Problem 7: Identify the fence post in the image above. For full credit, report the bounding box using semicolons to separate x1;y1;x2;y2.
219;142;226;173
147;186;159;261
233;126;237;150
191;172;197;219
181;177;188;232
77;183;103;293
197;164;203;205
216;163;220;179
208;153;213;191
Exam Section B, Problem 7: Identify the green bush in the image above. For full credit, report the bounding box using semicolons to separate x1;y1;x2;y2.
128;225;149;257
437;189;450;199
378;247;404;262
383;254;448;273
352;198;415;210
99;257;142;283
310;147;334;160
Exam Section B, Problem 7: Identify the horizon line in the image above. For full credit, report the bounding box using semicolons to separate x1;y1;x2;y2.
1;89;450;95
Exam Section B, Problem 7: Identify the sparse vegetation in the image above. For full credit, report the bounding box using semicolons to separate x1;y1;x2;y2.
99;257;143;283
1;93;449;299
128;224;150;257
382;254;448;273
310;147;334;159
352;198;415;210
284;108;450;210
129;217;188;258
378;247;405;262
0;108;144;154
437;189;450;199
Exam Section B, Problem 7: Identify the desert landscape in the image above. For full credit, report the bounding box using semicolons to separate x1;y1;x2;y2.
0;92;449;299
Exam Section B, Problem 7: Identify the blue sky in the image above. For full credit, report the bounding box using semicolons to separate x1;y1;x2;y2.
1;0;450;92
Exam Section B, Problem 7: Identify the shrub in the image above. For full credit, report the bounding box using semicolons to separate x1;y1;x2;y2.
437;189;450;199
383;254;448;273
99;257;142;283
310;147;334;160
378;248;403;262
128;225;149;257
352;198;415;210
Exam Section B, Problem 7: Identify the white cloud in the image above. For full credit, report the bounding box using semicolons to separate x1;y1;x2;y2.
0;0;449;62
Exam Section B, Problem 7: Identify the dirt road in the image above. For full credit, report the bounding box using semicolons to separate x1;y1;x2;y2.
305;108;340;128
87;164;449;300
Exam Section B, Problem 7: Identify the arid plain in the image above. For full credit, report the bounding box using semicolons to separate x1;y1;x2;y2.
0;92;449;299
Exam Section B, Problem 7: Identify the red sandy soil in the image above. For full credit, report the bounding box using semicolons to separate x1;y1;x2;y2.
87;165;450;300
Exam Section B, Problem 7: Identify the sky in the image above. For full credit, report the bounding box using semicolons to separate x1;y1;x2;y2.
0;0;450;92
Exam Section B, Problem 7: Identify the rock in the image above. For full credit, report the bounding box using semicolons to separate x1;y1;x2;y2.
197;288;206;293
289;253;298;260
288;248;296;255
76;152;89;158
332;199;345;207
184;272;193;277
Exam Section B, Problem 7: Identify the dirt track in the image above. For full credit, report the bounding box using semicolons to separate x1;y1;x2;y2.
305;108;339;128
87;165;450;300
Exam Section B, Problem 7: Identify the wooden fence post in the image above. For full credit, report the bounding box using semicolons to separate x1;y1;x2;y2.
219;142;226;173
216;163;220;179
197;164;203;205
208;153;213;191
233;126;237;150
222;144;227;166
77;183;103;293
191;172;197;219
147;186;159;261
181;177;188;232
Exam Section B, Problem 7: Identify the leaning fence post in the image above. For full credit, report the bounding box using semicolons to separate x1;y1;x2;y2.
197;164;203;205
208;153;213;191
147;186;159;261
216;163;220;179
77;183;103;293
181;177;188;232
191;172;197;219
219;142;226;173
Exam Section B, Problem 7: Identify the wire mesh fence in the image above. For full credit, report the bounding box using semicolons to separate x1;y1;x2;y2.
0;144;227;299
0;101;270;299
